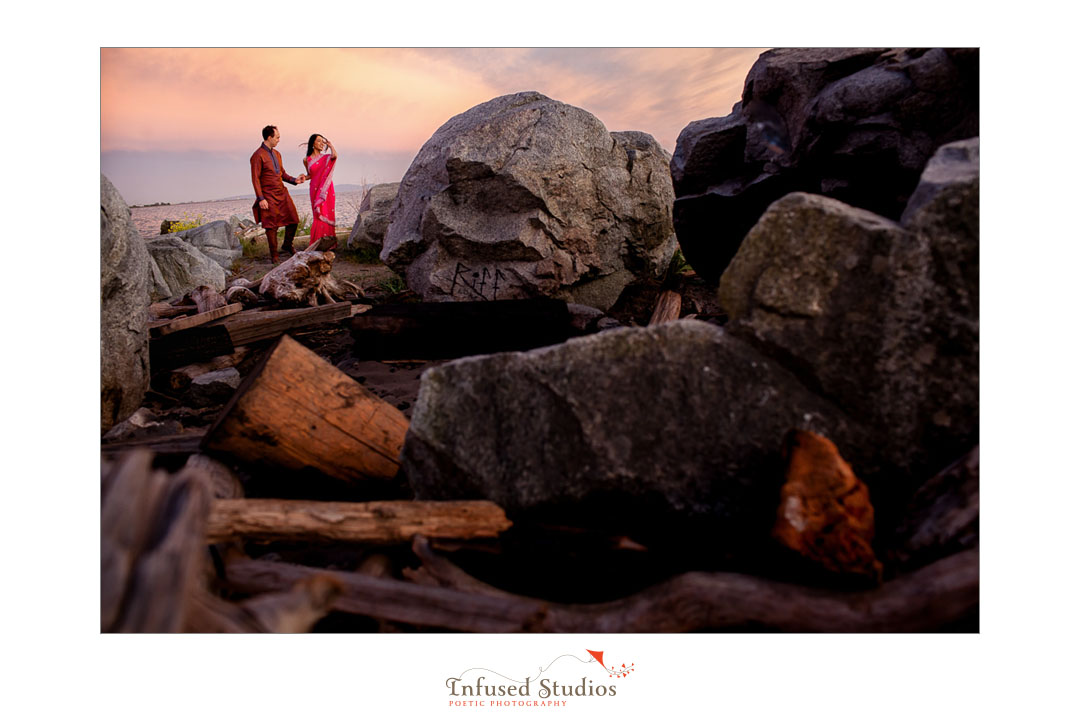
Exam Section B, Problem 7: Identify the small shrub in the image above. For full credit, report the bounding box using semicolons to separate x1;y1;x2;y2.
167;214;207;233
667;248;694;277
378;274;407;295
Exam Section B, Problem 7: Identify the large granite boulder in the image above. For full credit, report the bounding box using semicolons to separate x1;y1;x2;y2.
146;236;227;301
174;220;242;269
403;320;871;545
348;182;399;252
101;175;151;433
381;92;678;311
718;141;978;478
671;47;979;283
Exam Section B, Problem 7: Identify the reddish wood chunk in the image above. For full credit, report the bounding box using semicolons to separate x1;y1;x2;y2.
648;290;682;325
773;430;882;581
201;334;408;486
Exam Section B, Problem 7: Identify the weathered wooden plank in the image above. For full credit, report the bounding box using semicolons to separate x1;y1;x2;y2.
210;302;352;345
150;303;243;338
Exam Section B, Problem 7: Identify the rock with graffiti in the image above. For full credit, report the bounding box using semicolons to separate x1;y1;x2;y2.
381;92;678;311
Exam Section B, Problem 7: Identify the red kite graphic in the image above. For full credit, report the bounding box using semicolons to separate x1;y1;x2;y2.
587;650;635;678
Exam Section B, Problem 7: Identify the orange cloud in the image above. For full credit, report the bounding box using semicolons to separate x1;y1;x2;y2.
101;48;763;157
101;48;498;154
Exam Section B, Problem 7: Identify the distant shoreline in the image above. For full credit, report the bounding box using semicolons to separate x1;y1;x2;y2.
129;183;370;209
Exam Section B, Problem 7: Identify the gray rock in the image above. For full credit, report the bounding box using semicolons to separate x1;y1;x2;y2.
565;303;605;333
717;187;978;476
900;137;980;226
146;235;227;301
899;138;979;460
403;320;869;539
176;220;242;269
348;183;399;252
595;317;624;332
101;174;151;433
671;47;979;283
101;407;182;442
382;92;677;311
187;367;241;406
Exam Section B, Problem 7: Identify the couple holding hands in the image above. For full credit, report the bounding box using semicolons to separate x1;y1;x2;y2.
249;124;339;262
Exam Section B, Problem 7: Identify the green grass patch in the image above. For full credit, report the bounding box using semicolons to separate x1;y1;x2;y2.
240;235;263;258
335;244;383;265
377;273;407;294
667;248;694;277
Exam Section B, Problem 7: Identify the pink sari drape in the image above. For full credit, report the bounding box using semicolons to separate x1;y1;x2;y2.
305;153;337;248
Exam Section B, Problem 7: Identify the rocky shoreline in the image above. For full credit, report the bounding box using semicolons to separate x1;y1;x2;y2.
100;47;978;633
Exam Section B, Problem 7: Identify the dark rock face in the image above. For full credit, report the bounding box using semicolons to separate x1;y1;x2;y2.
891;446;979;571
403;320;870;544
671;47;979;283
101;174;151;433
347;182;399;252
381;92;677;311
718;139;978;477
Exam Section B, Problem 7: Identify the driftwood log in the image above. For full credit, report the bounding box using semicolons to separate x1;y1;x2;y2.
206;499;512;544
101;450;211;632
223;545;978;632
226;237;359;307
404;536;512;597
183;454;245;500
187;285;227;314
235;575;344;632
149;301;198;320
201;334;408;485
185;574;343;633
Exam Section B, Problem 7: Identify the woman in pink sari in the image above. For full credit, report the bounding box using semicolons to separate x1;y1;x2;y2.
303;134;338;250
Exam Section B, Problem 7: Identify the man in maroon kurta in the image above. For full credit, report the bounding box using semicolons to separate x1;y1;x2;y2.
251;125;308;262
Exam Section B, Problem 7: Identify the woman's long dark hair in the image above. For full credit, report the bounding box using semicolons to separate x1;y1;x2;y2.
304;134;324;158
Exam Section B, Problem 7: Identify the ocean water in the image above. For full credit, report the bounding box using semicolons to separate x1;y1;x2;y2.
129;190;368;238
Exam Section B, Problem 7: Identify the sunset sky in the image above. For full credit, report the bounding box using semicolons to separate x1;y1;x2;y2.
100;48;765;205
